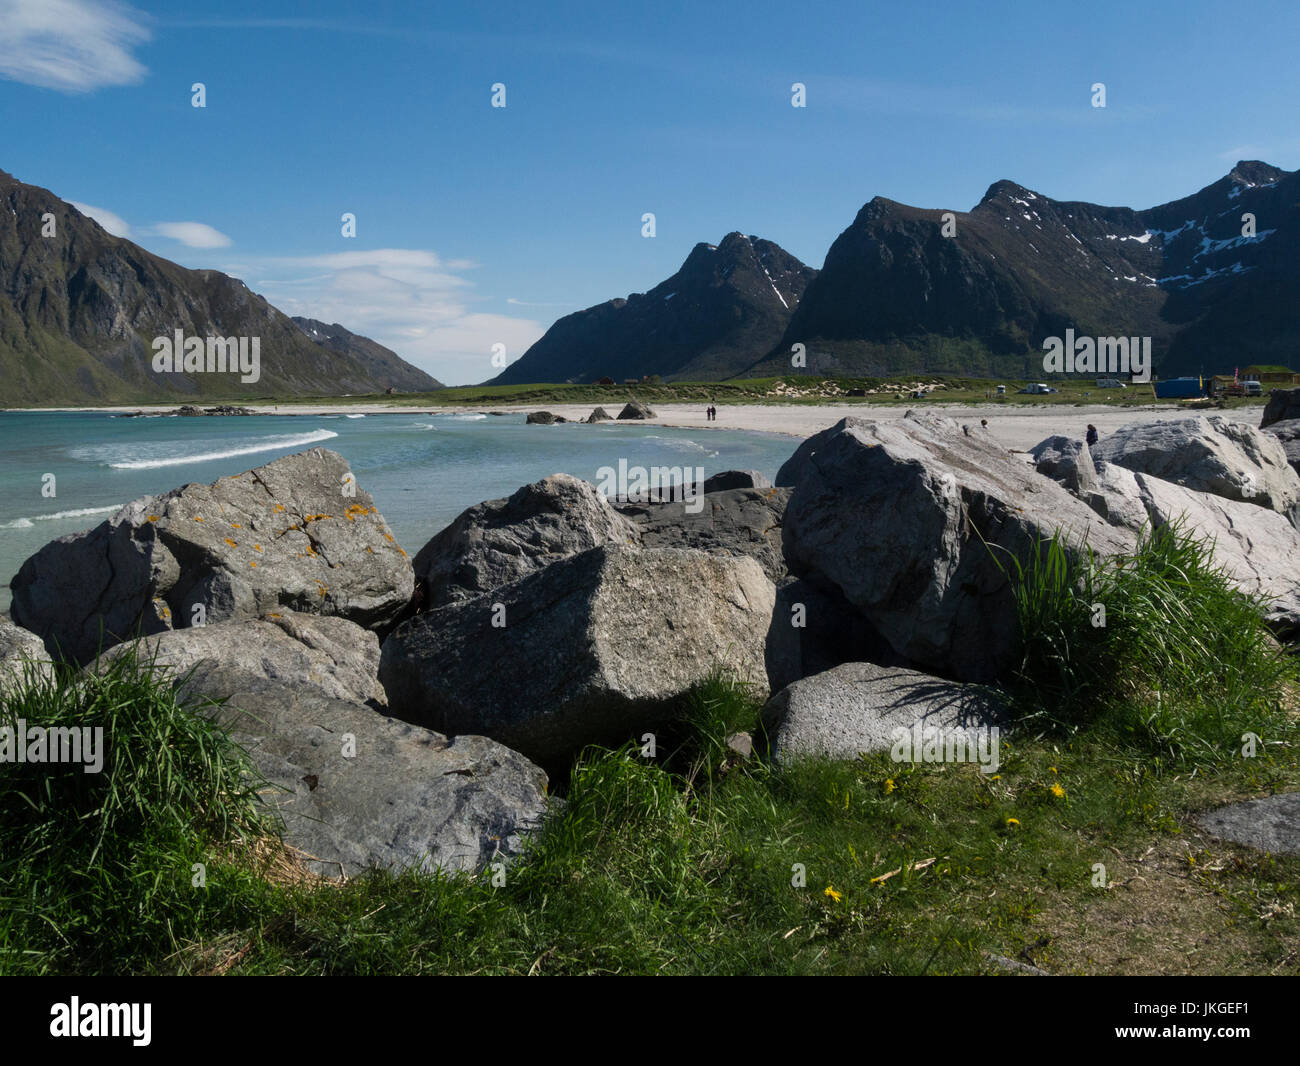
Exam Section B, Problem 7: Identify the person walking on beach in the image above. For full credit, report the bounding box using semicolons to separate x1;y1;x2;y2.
1086;424;1098;447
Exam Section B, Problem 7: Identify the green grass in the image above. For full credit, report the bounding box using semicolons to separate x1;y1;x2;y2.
183;373;1267;413
0;648;276;975
2;528;1297;975
1000;521;1294;765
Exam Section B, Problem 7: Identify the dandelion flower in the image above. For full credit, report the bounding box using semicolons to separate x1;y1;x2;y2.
1050;783;1066;798
824;886;843;903
1006;817;1020;826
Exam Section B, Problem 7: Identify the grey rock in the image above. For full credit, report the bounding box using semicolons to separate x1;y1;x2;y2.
1129;471;1300;635
1196;793;1300;855
10;448;413;664
1090;461;1151;530
98;610;385;706
1261;388;1300;428
0;616;53;694
762;662;1007;764
525;411;566;425
1264;420;1300;477
586;407;613;423
702;469;773;494
1092;416;1300;523
381;545;775;763
617;402;656;420
619;486;792;582
780;414;1134;681
177;661;550;879
412;474;641;609
1029;435;1100;496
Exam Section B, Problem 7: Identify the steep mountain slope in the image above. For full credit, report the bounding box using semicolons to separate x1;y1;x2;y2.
0;168;441;405
749;161;1300;379
292;317;444;390
489;232;816;384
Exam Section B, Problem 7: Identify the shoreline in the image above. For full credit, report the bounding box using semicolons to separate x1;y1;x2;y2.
2;400;1264;453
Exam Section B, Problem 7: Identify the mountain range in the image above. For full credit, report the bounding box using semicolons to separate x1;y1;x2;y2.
0;168;441;406
5;160;1296;403
495;161;1300;384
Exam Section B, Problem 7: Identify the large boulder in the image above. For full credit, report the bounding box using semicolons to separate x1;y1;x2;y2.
1097;467;1300;636
525;411;566;425
586;407;613;423
177;662;549;879
616;486;792;582
617;402;656;420
1029;435;1100;497
381;545;775;764
779;414;1133;681
10;448;413;664
0;617;53;695
1091;416;1300;524
412;474;640;610
1264;421;1300;477
1261;388;1300;428
761;662;1007;765
98;611;386;706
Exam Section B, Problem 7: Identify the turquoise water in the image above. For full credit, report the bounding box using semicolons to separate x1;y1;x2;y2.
0;411;799;613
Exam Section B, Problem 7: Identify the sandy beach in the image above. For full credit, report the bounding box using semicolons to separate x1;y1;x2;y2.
19;400;1263;455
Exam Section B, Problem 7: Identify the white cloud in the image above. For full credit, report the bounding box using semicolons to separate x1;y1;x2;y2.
67;199;130;237
246;248;545;385
147;221;233;248
507;297;571;308
0;0;150;93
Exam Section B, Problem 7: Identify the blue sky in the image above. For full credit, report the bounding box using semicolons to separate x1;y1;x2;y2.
3;0;1298;385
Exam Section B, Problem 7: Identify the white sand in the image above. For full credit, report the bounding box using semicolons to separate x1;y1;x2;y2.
19;401;1261;454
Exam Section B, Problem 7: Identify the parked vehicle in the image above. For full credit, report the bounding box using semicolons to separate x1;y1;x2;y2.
1017;383;1058;394
1095;378;1127;388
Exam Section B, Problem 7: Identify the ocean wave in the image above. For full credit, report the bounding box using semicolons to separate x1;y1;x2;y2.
641;435;719;456
450;413;487;421
0;504;122;530
345;414;366;419
91;429;341;471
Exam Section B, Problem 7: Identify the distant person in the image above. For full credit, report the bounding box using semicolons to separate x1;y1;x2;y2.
1086;424;1098;447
